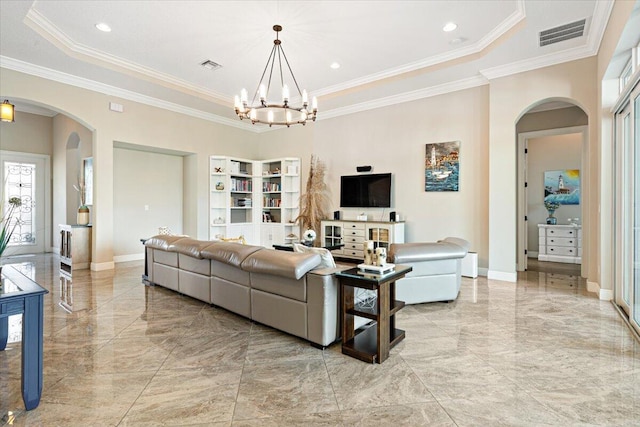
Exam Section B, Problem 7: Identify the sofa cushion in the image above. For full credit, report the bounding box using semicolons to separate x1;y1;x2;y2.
242;249;321;280
144;235;188;251
201;242;263;268
293;243;336;268
170;238;217;259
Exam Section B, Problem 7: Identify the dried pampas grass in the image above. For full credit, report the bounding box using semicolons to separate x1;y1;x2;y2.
296;155;330;246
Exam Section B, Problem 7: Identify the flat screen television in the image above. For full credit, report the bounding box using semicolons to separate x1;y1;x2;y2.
340;173;392;208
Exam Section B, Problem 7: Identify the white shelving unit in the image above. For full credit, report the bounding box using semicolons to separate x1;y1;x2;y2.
210;156;300;247
210;156;258;244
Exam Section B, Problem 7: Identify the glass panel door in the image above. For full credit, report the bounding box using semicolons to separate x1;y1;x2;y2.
633;91;640;332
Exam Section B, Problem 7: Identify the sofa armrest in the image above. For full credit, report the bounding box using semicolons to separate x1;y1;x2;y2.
306;271;340;346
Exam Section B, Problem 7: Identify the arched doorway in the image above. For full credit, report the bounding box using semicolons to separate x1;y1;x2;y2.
515;99;588;275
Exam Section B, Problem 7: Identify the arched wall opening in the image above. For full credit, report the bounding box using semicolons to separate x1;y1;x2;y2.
515;98;589;276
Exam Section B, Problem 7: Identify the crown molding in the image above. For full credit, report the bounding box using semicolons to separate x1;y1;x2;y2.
480;0;613;80
0;56;257;132
313;0;525;97
479;44;595;80
24;6;230;104
318;75;488;121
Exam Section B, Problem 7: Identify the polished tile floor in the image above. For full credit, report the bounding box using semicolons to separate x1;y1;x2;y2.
1;254;639;426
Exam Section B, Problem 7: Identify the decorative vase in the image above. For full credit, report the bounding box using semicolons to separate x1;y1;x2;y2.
546;210;557;225
77;206;90;225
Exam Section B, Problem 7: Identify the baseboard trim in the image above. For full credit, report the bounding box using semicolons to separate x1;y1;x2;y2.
527;251;539;258
478;267;489;277
487;270;517;282
586;280;612;300
113;253;145;263
91;261;115;271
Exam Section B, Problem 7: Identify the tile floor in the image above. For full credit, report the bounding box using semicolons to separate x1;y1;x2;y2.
1;254;639;426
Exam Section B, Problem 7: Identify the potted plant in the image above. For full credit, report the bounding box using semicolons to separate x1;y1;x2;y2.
544;199;560;225
74;177;90;225
1;194;22;276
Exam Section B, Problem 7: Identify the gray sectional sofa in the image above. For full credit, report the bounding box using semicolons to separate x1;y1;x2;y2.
144;235;343;347
144;234;470;347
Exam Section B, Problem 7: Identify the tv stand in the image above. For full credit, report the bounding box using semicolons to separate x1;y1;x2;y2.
320;220;405;260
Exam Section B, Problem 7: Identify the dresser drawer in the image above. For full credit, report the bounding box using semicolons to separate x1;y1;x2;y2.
343;228;365;238
342;222;365;231
546;246;578;256
343;235;365;244
342;247;364;258
546;228;579;238
546;236;578;247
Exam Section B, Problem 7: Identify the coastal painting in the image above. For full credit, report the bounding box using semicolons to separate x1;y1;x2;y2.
544;169;580;205
425;141;460;192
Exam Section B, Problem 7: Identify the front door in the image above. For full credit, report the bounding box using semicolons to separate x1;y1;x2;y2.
1;152;48;255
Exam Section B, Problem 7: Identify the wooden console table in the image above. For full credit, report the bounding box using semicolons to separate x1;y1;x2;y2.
336;265;412;363
0;265;49;410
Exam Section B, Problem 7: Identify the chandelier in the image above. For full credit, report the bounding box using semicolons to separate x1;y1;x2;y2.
234;25;317;127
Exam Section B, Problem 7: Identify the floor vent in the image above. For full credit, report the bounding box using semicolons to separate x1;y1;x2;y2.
539;18;586;47
200;60;222;70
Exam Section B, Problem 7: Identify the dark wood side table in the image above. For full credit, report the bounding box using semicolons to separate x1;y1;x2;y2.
336;265;412;364
0;265;49;410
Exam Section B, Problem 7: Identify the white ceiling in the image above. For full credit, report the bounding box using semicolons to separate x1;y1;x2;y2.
0;1;614;130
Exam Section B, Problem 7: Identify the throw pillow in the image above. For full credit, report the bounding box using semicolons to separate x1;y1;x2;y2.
292;243;337;268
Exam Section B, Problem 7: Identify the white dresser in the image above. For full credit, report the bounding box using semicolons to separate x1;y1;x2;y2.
537;224;581;264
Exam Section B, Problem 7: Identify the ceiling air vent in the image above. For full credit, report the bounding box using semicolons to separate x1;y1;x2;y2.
539;18;586;47
200;60;222;70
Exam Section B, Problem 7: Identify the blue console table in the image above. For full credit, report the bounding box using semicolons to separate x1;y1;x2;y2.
0;265;48;410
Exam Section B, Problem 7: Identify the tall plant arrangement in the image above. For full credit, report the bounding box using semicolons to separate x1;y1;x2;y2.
296;155;330;247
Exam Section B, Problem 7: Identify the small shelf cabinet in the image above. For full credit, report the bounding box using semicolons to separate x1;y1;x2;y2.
59;224;92;271
537;224;582;264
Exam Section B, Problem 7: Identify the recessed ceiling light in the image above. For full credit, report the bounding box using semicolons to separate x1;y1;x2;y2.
330;62;340;69
443;22;457;32
95;23;111;32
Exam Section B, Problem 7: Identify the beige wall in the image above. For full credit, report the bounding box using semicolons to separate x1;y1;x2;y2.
0;67;257;269
517;107;588;133
0;111;52;156
526;133;582;253
488;57;598;282
595;0;637;296
52;114;93;231
258;86;491;268
113;147;183;258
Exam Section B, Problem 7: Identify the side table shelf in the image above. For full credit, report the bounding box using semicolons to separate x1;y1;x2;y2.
337;265;412;364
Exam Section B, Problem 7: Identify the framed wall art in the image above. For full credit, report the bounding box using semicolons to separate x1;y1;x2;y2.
425;141;460;192
544;169;580;205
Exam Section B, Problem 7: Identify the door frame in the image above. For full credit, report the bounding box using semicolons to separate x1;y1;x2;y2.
517;125;588;272
0;150;52;255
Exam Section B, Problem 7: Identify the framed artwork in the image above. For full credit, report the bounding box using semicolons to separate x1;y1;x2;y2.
83;157;93;206
544;169;580;205
425;141;460;192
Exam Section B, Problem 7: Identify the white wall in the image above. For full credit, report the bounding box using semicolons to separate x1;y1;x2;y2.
527;133;582;254
113;147;183;258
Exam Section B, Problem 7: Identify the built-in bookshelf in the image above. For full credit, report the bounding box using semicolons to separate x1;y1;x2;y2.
210;156;300;246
